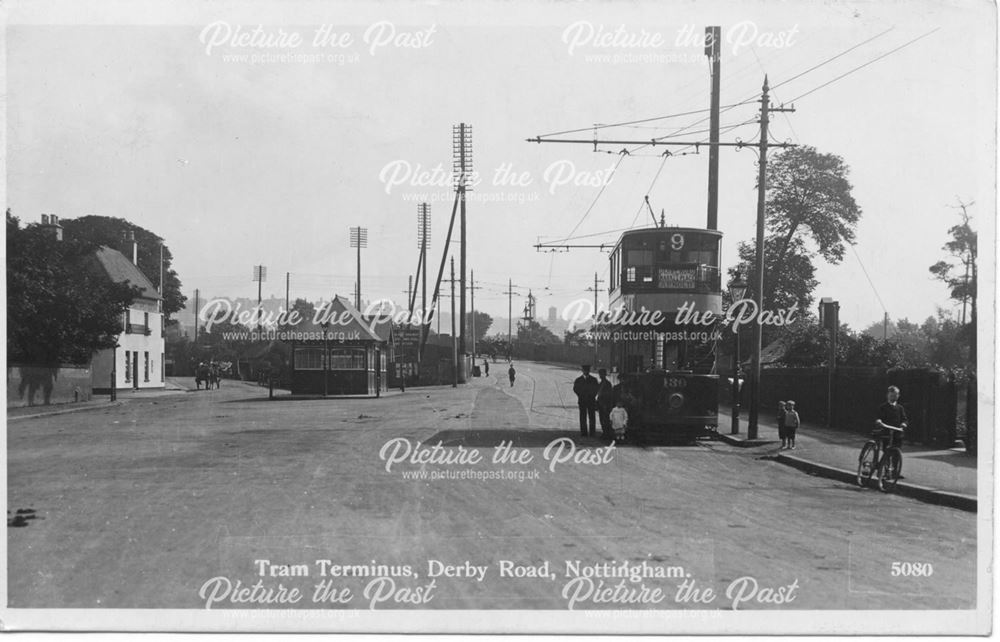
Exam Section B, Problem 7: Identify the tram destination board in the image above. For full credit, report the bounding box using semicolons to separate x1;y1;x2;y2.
658;268;698;290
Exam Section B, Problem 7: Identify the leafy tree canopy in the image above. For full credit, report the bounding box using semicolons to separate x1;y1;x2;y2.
7;211;140;364
60;215;187;318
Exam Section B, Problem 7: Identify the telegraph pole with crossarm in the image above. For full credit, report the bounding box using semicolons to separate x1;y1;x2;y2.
585;272;605;366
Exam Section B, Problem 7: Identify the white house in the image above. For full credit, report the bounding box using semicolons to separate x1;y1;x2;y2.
90;234;166;392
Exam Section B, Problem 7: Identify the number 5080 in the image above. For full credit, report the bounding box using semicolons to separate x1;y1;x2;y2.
891;562;934;577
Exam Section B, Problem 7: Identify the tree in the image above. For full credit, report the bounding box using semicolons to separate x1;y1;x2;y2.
465;311;493;344
731;234;818;312
60;215;187;318
564;328;589;346
929;199;976;367
727;146;861;348
764;146;862;266
7;211;140;364
517;319;560;345
281;298;317;330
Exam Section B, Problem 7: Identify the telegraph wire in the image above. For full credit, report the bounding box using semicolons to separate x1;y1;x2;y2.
784;27;940;104
849;242;889;317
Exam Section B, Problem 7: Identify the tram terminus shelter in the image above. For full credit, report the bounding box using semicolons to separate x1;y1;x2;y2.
286;295;391;397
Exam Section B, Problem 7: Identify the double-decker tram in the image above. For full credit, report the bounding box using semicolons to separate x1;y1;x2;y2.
605;225;723;441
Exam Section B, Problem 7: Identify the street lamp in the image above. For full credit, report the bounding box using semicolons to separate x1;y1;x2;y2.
728;272;748;435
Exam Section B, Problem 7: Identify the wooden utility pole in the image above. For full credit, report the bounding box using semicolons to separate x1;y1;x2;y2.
193;288;200;343
285;272;290;315
469;270;483;359
585;272;605;365
459;124;467;357
505;279;519;359
451;257;457;388
350;227;367;310
253;265;265;333
747;76;795;440
706;25;722;231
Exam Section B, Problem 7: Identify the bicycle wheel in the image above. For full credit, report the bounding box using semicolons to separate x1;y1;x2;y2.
857;442;878;487
878;448;902;492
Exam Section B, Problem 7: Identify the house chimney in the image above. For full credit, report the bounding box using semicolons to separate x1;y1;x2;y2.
39;214;63;241
128;230;138;264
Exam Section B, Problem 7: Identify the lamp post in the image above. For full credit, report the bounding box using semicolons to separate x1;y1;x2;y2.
727;272;748;434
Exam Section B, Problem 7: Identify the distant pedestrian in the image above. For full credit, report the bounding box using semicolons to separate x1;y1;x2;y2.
777;401;788;449
484;360;490;377
508;364;516;387
573;365;600;437
610;400;628;442
785;401;800;449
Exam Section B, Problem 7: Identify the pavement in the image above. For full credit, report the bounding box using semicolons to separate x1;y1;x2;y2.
6;360;977;613
717;414;977;510
7;380;195;421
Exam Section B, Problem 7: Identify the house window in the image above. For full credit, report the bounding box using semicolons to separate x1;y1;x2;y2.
294;347;325;370
144;312;150;335
161;353;165;381
144;352;150;382
124;351;131;383
329;348;365;370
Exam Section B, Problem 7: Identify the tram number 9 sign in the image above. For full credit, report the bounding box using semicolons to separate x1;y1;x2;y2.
670;233;684;250
664;376;687;389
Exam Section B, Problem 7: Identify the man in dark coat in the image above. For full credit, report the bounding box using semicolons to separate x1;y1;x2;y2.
573;365;600;437
596;368;615;439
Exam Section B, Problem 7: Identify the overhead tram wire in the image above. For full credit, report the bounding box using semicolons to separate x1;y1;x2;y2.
562;152;628;240
534;29;908;260
607;27;898;156
532;27;898;158
543;226;638;245
783;27;941;105
849;242;889;320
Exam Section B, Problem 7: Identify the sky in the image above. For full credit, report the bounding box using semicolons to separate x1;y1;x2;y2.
6;0;996;333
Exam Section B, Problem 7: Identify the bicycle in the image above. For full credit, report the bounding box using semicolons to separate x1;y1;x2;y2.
856;425;903;492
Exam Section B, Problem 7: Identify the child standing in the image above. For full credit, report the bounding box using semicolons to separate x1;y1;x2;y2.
610;401;629;442
785;400;801;449
777;401;788;449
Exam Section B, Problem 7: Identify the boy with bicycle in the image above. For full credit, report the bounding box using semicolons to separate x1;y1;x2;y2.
874;385;908;473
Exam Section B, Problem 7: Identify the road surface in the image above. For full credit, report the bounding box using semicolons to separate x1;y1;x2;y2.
7;362;977;610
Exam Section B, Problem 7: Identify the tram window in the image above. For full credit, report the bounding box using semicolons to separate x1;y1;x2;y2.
626;249;653;285
626;266;636;282
688;250;714;265
627;249;653;266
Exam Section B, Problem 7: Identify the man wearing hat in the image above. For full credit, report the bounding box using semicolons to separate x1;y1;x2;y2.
573;364;600;437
